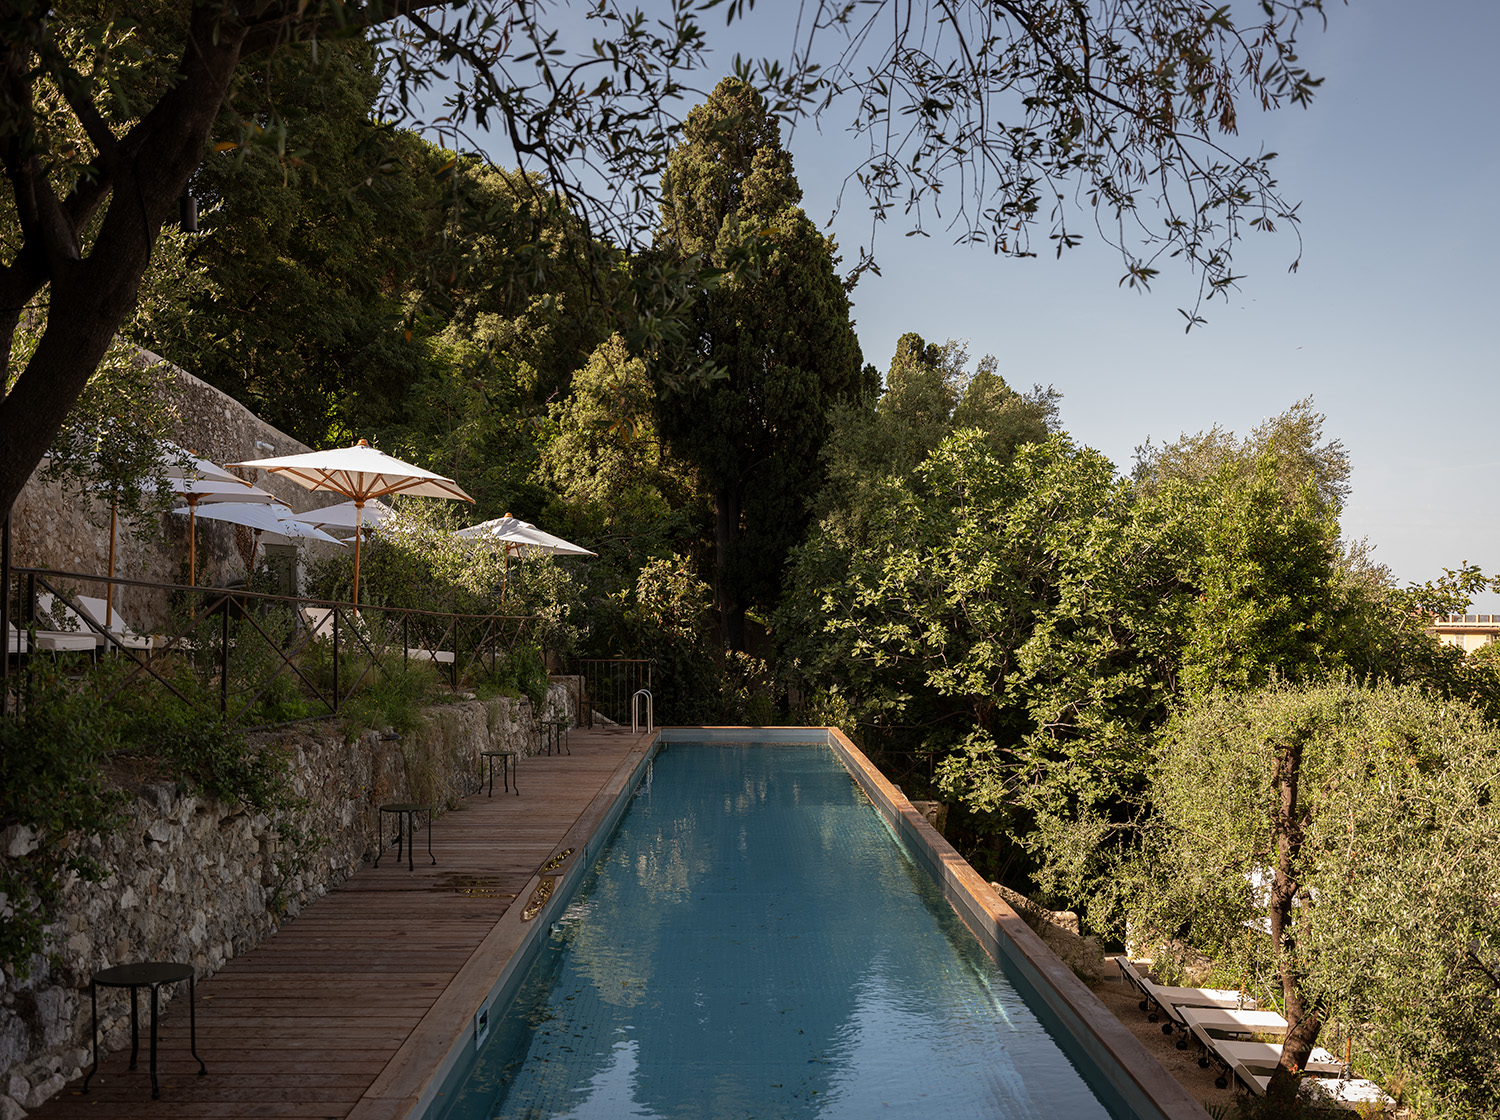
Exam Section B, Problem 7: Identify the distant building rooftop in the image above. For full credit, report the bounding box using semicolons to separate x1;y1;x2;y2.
1431;615;1500;653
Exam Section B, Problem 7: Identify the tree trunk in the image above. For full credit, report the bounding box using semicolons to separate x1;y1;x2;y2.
1267;731;1325;1101
715;481;745;653
0;6;246;517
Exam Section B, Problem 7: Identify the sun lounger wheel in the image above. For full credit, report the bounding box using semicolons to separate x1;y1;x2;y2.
1215;1075;1228;1090
1175;1038;1188;1050
1146;1010;1158;1022
1161;1022;1172;1035
1198;1056;1211;1069
1138;999;1149;1011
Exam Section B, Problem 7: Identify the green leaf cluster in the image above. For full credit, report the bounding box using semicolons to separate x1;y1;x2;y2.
779;396;1420;902
0;674;127;978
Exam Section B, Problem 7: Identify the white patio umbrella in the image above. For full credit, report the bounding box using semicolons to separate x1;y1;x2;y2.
288;498;394;535
168;476;275;587
95;447;269;622
454;515;596;557
229;440;473;605
152;444;247;486
455;514;594;602
172;502;345;575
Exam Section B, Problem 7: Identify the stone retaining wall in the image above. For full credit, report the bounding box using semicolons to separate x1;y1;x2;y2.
0;684;574;1117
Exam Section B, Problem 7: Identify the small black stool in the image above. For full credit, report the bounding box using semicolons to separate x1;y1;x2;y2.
84;961;205;1099
376;803;435;870
481;749;519;795
540;719;571;756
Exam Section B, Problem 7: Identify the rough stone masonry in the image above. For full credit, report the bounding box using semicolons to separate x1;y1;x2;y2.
0;686;573;1117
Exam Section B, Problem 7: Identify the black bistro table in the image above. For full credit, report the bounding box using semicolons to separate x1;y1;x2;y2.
83;961;205;1099
539;718;571;756
481;749;519;796
376;802;436;870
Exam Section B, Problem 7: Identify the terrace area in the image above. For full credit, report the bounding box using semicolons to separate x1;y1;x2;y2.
23;726;653;1119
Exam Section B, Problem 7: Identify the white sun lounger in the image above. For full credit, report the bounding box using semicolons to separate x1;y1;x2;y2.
405;647;456;665
8;622;97;655
1116;958;1256;1040
303;606;453;666
1174;1006;1290;1038
72;595;163;651
9;615;104;655
37;592;161;652
1180;1006;1342;1089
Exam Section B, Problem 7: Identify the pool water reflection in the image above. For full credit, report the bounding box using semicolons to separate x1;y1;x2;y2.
436;743;1122;1119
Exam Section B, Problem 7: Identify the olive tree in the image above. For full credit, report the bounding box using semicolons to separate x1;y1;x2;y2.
1133;680;1500;1115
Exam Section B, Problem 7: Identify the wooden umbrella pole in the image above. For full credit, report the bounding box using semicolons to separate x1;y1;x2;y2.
188;498;199;587
352;500;364;609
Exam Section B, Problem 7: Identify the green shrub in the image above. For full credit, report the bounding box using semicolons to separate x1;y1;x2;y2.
0;672;128;977
473;642;548;707
340;657;442;742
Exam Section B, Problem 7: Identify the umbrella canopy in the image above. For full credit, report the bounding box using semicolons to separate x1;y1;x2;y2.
289;498;394;534
169;477;273;503
93;448;269;618
455;516;596;557
175;501;344;544
230;440;472;604
230;440;472;502
172;502;345;576
152;445;249;486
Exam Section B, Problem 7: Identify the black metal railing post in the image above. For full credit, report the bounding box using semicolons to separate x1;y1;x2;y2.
1;510;11;718
219;592;230;714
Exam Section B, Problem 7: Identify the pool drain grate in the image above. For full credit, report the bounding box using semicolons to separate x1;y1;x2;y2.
437;874;516;899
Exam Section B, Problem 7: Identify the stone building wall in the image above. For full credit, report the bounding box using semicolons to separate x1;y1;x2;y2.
9;350;346;630
0;683;575;1116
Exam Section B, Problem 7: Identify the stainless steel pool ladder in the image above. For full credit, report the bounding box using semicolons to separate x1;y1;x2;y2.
632;688;654;734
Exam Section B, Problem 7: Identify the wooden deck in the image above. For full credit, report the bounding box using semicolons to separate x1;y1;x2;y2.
30;727;654;1120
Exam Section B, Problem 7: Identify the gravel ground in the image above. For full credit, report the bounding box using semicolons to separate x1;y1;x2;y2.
1091;956;1242;1116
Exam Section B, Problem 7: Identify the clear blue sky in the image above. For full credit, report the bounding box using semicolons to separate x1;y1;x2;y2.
428;1;1500;606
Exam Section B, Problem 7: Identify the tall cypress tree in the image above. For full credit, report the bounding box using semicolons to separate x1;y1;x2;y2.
654;77;870;652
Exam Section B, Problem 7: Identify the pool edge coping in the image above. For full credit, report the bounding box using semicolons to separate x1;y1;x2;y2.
348;730;658;1120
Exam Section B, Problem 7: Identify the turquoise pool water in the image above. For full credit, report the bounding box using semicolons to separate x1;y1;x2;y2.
434;742;1125;1119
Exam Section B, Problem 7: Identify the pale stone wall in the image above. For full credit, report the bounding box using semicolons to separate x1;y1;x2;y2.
9;350;346;629
0;684;573;1116
991;881;1108;982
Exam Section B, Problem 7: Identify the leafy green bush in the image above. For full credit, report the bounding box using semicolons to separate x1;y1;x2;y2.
0;672;128;977
0;656;317;977
140;707;291;811
339;657;442;741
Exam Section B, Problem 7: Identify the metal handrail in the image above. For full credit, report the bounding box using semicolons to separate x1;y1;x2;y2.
4;565;536;728
575;658;651;727
631;688;654;734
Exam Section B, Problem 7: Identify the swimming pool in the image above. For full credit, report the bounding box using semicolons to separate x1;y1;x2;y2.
423;732;1186;1119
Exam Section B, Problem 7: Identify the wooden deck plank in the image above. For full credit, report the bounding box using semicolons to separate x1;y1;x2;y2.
27;728;651;1120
